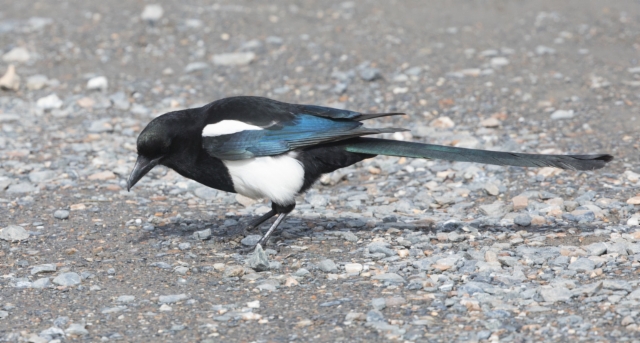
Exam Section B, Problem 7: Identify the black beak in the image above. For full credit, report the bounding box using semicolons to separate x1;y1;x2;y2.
127;155;162;191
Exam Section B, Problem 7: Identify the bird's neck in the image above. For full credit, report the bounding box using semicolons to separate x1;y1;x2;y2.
163;146;235;194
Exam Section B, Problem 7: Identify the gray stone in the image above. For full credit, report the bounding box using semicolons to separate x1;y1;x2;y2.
12;278;32;288
158;294;189;304
368;242;396;257
307;194;328;207
39;327;65;341
184;62;210;73
53;272;81;286
31;278;52;289
458;281;493;295
484;183;499;196
371;273;405;284
572;282;602;297
31;264;56;275
479;201;506;217
101;306;126;314
568;258;595;272
514;214;532;226
54;209;69;219
269;261;281;270
477;331;492;340
606;242;628;256
117;295;135;303
87;120;113;133
603;280;632;292
0;310;8;319
318;259;338;273
447;231;465;242
584;242;607;256
173;266;189;275
257;283;277;292
266;36;284;45
131;103;149;115
28;170;56;183
334;231;357;242
178;242;191;250
564;200;579;212
0;225;29;241
248;244;269;272
366;309;385;322
194;187;218;200
241;235;262;246
550;255;569;267
371;298;386;310
6;182;37;194
194;229;211;240
359;67;382;81
539;286;572;303
65;323;89;336
151;262;172;269
627;288;640;300
293;268;310;277
109;91;130;110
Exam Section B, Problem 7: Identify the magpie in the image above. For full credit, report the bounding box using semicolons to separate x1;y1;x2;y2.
127;96;613;251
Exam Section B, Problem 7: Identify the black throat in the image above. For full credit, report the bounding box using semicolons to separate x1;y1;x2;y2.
159;109;236;193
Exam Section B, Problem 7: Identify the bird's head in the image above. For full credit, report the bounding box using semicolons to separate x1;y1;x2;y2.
127;111;188;191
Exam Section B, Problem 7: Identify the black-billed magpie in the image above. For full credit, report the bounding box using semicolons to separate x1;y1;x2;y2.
127;96;613;250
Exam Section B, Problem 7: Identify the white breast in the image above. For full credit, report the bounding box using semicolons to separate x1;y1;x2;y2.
223;153;304;205
202;120;263;137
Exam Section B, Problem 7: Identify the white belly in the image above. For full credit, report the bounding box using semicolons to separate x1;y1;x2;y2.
223;153;304;205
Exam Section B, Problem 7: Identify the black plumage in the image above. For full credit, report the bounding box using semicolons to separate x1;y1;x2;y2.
127;96;613;251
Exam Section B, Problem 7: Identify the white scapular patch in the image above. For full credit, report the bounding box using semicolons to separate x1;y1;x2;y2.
202;120;263;137
223;153;304;205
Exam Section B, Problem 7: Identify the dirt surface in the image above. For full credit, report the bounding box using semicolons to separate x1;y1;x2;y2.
1;1;640;342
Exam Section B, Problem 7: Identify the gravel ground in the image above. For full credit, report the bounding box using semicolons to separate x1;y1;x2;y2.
1;0;640;342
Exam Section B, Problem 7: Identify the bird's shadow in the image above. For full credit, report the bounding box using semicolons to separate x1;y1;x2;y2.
128;214;607;247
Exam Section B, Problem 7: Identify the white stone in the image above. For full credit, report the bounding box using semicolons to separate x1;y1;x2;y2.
2;47;31;63
86;76;108;91
550;109;575;120
0;225;29;241
0;64;20;91
141;4;164;21
490;57;509;68
36;94;63;110
212;52;256;66
344;263;363;274
26;74;48;90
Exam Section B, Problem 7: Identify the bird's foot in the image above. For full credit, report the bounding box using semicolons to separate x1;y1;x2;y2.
237;244;259;254
236;235;271;254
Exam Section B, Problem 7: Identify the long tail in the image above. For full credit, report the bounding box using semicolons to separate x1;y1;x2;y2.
344;138;613;171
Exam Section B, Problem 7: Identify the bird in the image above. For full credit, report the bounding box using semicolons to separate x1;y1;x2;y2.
127;96;613;251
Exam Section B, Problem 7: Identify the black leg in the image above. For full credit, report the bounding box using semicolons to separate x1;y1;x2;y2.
244;209;277;232
239;202;295;253
224;209;276;240
255;212;288;247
